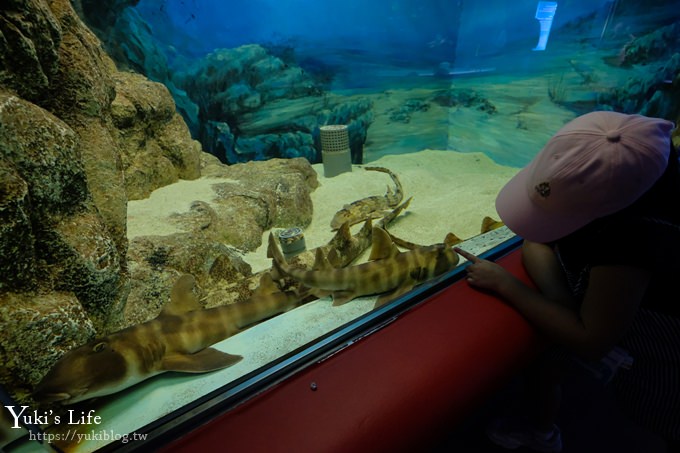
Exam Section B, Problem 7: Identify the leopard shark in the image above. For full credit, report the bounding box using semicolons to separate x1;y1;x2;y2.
268;226;460;308
33;273;300;405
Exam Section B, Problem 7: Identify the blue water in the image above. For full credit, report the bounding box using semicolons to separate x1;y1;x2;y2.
137;0;460;61
131;0;678;168
136;0;608;63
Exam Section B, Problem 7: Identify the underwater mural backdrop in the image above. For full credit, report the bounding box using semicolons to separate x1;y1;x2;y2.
1;0;679;450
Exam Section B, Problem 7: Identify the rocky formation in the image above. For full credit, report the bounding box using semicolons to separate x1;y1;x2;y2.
598;22;680;124
198;156;318;249
175;44;374;165
599;52;680;121
0;0;321;404
617;21;680;68
74;0;202;137
0;0;129;399
112;71;201;199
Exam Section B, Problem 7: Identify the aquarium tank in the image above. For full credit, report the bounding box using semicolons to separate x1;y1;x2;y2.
1;0;679;451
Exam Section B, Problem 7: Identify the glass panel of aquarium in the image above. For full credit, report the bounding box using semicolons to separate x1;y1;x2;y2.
1;0;678;451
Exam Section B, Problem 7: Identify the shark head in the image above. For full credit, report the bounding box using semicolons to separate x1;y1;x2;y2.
34;339;128;405
432;244;461;276
429;233;462;277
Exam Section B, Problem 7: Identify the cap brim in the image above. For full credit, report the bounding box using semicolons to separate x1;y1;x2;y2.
495;167;592;243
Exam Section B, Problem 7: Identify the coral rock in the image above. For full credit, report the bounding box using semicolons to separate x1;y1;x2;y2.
0;291;95;399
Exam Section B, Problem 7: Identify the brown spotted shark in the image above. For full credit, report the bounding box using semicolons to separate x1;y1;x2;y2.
268;226;460;308
33;273;300;405
330;166;403;230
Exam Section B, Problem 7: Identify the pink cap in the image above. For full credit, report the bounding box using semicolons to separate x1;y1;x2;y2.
496;111;674;243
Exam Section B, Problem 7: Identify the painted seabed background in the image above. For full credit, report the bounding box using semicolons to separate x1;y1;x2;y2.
1;0;679;451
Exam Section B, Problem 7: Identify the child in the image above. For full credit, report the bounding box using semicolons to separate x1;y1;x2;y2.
456;111;680;452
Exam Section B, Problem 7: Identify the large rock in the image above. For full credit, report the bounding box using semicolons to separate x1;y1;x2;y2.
0;156;34;291
0;92;89;291
75;117;129;252
0;91;125;394
0;95;124;328
0;93;88;213
0;0;62;103
112;71;202;199
0;0;204;401
0;292;95;395
43;0;117;122
76;1;201;136
200;157;318;250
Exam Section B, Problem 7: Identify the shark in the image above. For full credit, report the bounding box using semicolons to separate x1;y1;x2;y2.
330;166;403;230
311;197;412;269
268;226;460;308
268;198;413;303
33;273;301;405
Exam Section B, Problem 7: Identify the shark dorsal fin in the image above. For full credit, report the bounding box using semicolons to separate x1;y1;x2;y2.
335;221;352;242
444;232;463;247
369;227;400;261
162;274;201;316
252;272;279;297
481;216;504;233
312;248;333;271
361;218;373;232
327;248;342;268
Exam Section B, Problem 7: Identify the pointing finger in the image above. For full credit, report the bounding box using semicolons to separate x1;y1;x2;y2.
453;247;480;263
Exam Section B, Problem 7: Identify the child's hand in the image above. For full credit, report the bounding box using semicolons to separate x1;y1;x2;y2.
454;247;514;294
